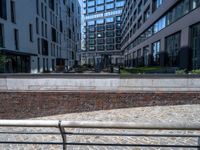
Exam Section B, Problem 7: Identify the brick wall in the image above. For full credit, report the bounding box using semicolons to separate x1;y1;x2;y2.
0;92;200;119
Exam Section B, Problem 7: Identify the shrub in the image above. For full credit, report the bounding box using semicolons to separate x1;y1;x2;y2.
191;69;200;74
175;69;187;75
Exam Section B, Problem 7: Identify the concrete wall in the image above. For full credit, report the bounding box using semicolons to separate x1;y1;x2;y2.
0;74;200;92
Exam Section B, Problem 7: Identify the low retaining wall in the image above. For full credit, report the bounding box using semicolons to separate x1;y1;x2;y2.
0;92;200;119
0;74;200;119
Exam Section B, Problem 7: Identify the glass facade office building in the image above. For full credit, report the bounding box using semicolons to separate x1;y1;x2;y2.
83;0;125;66
122;0;200;70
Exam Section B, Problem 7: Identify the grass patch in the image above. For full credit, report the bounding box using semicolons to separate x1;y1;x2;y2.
120;66;176;75
121;67;161;74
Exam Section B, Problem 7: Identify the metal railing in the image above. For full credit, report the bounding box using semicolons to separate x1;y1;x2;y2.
0;120;200;149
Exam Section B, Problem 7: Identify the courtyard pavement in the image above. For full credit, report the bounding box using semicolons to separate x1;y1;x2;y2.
0;104;200;150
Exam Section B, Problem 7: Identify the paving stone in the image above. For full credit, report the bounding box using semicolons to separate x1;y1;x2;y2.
0;104;200;150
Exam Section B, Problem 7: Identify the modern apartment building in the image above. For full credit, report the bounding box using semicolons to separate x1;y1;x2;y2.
83;0;125;66
122;0;200;70
0;0;81;73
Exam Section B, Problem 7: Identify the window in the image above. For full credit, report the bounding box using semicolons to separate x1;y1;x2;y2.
97;45;104;51
152;41;160;65
153;0;163;11
143;46;149;66
153;16;166;33
89;39;95;45
138;17;142;29
88;20;95;26
144;6;150;22
106;31;114;37
191;0;200;9
106;0;114;2
37;38;40;54
106;3;114;10
41;38;48;55
0;0;7;19
49;0;55;11
97;38;104;44
29;24;33;42
106;38;114;44
89;45;95;51
116;16;121;22
41;2;44;18
165;32;181;67
106;17;114;23
97;0;104;5
36;18;39;34
71;2;74;12
14;29;19;50
106;24;114;30
138;1;142;14
116;1;125;7
36;0;39;15
89;33;95;39
51;27;57;42
88;1;95;7
0;24;4;47
97;32;104;38
88;7;95;13
10;0;16;23
106;45;114;50
96;26;104;32
191;22;200;69
38;58;40;72
96;19;104;25
96;5;104;11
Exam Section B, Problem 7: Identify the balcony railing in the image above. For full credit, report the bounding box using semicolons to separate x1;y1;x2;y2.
0;120;200;150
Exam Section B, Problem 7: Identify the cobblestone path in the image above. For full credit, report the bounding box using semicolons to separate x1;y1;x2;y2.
0;104;200;150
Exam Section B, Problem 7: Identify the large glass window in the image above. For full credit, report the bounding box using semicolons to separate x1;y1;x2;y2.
191;0;200;9
191;22;200;69
0;23;4;47
0;0;7;19
165;32;181;67
153;16;166;33
14;29;19;50
10;0;16;23
152;41;160;65
143;46;149;66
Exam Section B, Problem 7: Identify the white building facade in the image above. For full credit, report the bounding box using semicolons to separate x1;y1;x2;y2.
0;0;81;73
